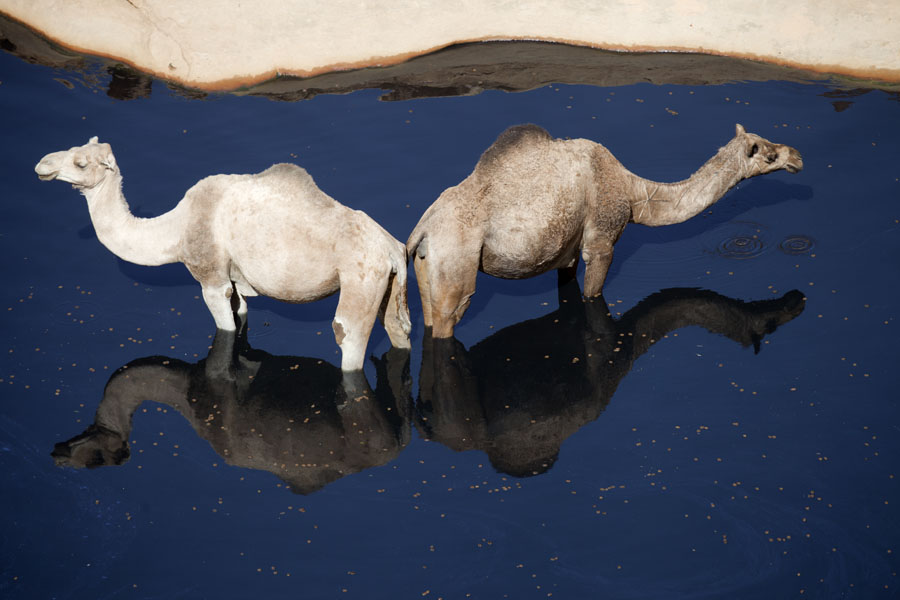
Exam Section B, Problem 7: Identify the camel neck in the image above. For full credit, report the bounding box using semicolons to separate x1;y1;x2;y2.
83;172;185;266
628;138;749;226
96;361;192;435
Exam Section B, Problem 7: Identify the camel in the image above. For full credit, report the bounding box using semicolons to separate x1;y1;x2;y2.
51;329;412;494
407;124;803;337
416;282;805;476
34;137;411;371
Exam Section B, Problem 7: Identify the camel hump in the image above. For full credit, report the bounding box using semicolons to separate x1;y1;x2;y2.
476;124;553;173
261;162;313;183
256;163;335;207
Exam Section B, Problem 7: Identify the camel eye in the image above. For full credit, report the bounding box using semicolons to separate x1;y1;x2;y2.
748;143;759;158
75;156;88;168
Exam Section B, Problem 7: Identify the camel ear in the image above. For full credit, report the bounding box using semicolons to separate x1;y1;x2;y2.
88;136;99;144
100;152;116;171
735;124;745;136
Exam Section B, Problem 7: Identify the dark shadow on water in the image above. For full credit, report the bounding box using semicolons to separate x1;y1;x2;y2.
416;280;806;477
116;261;197;287
51;327;413;495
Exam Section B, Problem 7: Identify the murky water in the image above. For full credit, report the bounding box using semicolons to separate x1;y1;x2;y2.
1;51;899;599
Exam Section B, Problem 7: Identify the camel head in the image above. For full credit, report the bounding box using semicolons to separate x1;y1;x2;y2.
35;136;118;190
733;124;803;176
51;423;130;469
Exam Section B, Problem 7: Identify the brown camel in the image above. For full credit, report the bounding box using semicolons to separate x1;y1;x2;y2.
35;137;411;371
407;124;803;337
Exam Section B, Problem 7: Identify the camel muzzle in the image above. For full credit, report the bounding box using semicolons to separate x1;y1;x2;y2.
35;153;63;181
784;148;803;173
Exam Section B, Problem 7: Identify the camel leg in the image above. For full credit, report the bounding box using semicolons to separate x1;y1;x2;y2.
227;284;249;331
429;258;479;339
582;241;614;298
413;253;434;329
333;276;390;371
234;291;248;318
201;283;237;330
378;270;412;349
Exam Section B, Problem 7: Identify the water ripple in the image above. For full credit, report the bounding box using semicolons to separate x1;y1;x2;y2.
716;234;765;260
778;234;816;255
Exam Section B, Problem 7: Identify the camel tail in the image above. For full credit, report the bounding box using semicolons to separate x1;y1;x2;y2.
385;242;413;345
406;221;428;260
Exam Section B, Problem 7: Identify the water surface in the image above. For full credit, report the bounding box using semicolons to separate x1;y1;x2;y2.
1;52;898;599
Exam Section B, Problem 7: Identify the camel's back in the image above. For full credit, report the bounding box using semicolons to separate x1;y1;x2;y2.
182;163;350;238
471;125;599;212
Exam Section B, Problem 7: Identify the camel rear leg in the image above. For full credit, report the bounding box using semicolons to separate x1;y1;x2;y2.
378;269;412;350
333;276;391;371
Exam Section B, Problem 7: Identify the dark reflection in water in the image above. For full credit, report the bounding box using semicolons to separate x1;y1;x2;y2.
106;65;152;101
417;281;805;477
50;283;805;490
52;329;412;494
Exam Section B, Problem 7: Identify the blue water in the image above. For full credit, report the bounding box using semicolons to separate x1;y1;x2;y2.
1;52;899;599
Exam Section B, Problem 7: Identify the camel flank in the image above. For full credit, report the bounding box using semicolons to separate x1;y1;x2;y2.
407;123;803;338
35;137;411;371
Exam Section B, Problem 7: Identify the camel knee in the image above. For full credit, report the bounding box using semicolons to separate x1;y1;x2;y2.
202;284;237;330
431;292;473;338
582;246;613;298
333;317;367;371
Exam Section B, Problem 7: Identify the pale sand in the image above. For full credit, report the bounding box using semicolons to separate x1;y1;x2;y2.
1;0;898;91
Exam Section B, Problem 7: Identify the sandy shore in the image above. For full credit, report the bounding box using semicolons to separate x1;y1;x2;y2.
1;0;898;93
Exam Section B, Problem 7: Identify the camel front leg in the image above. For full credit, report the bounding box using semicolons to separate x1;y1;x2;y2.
582;241;614;298
229;285;249;331
429;264;478;339
201;283;238;331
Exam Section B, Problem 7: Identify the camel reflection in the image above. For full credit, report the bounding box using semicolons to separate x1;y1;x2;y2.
417;281;805;477
52;330;412;494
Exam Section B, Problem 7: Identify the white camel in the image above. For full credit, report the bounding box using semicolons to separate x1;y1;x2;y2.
35;137;411;371
407;123;803;337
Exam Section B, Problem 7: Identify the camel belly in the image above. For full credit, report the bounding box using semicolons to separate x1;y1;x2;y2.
480;225;582;279
222;204;344;303
232;255;340;303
